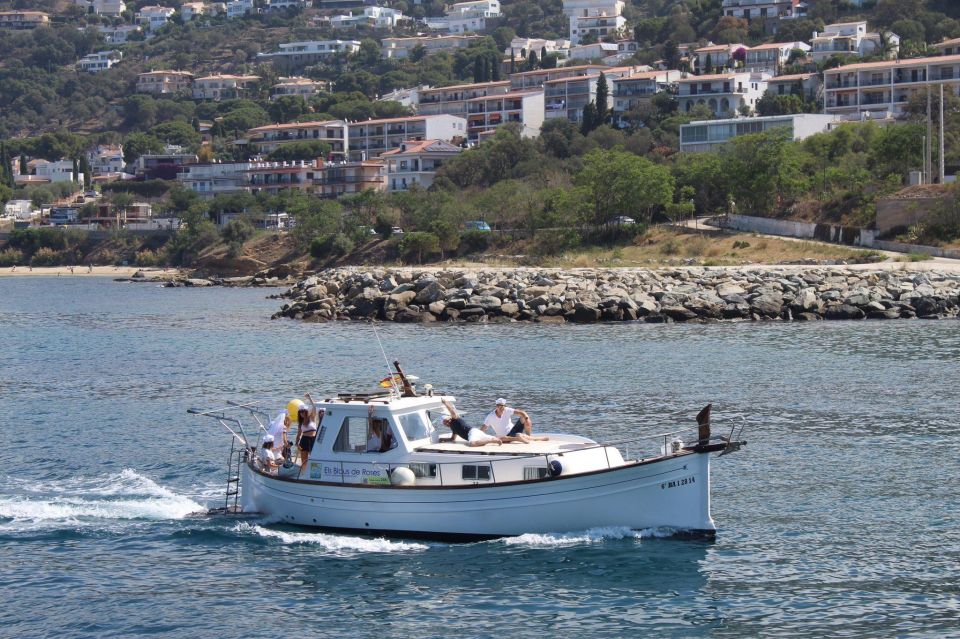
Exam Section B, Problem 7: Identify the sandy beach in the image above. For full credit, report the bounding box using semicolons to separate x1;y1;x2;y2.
0;266;184;278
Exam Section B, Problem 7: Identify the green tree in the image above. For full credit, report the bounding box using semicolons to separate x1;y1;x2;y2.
721;129;809;216
581;102;598;135
574;148;674;225
399;231;440;264
150;120;202;148
221;218;255;258
123;133;164;163
595;73;609;126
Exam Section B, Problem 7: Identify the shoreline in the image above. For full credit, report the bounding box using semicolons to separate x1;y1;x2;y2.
0;266;185;278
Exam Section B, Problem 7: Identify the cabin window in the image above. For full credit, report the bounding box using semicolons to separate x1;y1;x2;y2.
397;411;431;441
462;464;491;481
523;467;549;480
332;417;397;453
409;462;437;478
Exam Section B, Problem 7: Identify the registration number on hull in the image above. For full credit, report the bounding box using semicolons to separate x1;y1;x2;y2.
661;475;695;490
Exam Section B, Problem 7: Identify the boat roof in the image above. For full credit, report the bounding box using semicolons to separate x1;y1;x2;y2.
416;434;598;456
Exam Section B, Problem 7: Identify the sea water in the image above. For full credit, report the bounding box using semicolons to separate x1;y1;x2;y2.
1;277;958;638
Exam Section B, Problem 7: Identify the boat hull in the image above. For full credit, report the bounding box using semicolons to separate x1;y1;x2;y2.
241;451;715;540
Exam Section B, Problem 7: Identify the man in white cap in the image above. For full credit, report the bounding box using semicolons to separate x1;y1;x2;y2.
482;398;536;441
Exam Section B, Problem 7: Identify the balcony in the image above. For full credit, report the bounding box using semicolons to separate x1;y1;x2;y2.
859;77;890;87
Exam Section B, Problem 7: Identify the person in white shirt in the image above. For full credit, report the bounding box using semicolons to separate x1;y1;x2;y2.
258;435;281;473
482;398;548;443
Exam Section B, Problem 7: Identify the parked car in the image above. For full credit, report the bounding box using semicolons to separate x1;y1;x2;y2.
391;227;404;236
611;216;636;225
464;220;492;232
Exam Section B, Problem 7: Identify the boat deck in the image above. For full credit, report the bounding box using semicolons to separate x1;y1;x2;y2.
415;434;598;456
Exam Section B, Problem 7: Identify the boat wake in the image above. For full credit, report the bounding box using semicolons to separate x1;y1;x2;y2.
236;522;430;554
0;469;204;533
501;526;680;547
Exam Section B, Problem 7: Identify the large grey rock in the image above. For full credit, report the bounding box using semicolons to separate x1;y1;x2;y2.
414;281;446;305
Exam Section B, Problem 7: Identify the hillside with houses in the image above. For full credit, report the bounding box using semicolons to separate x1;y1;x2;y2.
1;0;960;269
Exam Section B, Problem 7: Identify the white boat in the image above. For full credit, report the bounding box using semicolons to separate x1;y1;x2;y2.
193;365;745;541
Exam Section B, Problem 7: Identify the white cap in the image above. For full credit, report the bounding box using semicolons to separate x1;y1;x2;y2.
262;434;274;444
495;398;507;406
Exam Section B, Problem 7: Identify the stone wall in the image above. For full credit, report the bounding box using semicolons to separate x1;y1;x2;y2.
272;266;960;324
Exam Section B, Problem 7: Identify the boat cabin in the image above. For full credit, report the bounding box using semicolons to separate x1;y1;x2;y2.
268;391;626;487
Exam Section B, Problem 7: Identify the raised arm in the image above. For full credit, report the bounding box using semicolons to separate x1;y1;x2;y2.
305;392;317;421
441;398;459;420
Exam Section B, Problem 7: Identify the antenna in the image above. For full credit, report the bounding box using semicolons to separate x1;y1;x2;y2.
371;321;400;395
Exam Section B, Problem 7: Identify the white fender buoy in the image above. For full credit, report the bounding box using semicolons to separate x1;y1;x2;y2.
390;467;416;486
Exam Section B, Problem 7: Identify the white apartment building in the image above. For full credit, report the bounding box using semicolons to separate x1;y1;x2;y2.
76;50;122;73
176;162;254;198
425;0;500;34
695;43;744;74
465;89;544;139
570;13;625;47
87;145;126;176
246;120;348;157
192;74;259;101
257;40;362;71
346;115;467;161
810;22;899;63
677;72;768;117
382;139;462;191
381;35;484;59
136;70;194;95
505;37;569;60
567;41;618;62
509;64;607;90
270;77;327;100
543;67;634;123
0;10;50;29
313;160;385;198
416;80;511;117
136;5;176;32
265;0;307;10
226;0;255;18
602;39;640;65
934;37;960;57
378;85;427;108
331;6;406;29
180;2;213;20
33;160;83;184
98;24;142;44
680;113;837;152
561;0;624;46
611;70;680;124
743;41;810;74
823;54;960;119
721;0;801;21
74;0;126;17
765;72;820;102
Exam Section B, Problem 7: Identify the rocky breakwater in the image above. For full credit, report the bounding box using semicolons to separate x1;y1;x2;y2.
272;267;960;324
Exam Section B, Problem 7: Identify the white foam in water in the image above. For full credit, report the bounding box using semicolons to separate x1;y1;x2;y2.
0;469;203;532
238;523;429;554
502;526;652;547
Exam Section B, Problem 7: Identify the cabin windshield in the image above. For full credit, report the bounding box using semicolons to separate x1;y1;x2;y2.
397;411;432;441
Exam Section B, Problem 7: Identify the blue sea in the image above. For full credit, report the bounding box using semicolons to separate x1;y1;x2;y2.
1;276;958;638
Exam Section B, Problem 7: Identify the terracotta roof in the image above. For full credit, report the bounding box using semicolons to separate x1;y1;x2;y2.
248;120;343;133
678;72;748;82
768;73;816;81
748;42;804;51
695;44;742;53
138;70;193;77
611;71;672;81
509;64;606;77
466;89;542;101
420;80;510;93
195;74;260;82
934;37;960;48
824;53;960;74
381;139;462;156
